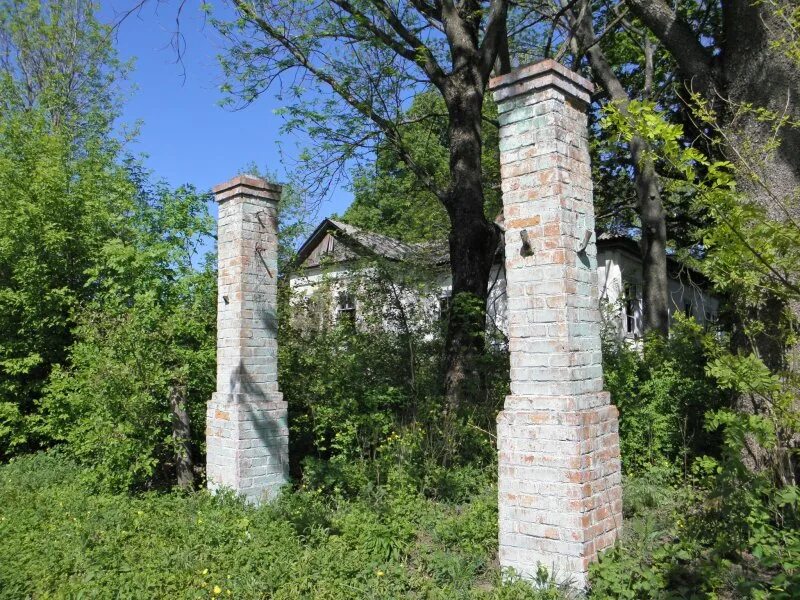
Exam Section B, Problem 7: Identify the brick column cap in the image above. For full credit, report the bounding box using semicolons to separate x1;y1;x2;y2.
489;59;594;105
213;174;282;204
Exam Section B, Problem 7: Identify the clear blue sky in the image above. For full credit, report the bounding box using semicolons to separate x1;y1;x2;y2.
100;1;353;221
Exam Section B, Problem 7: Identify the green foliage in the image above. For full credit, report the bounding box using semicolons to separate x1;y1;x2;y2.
0;451;562;599
603;97;800;314
0;0;129;130
602;314;727;475
0;0;133;457
280;264;505;499
757;0;800;67
36;178;216;491
0;108;134;456
593;339;800;597
345;90;501;242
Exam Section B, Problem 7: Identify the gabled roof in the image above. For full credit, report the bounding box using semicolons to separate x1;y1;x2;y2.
292;218;711;287
327;219;415;261
294;219;421;268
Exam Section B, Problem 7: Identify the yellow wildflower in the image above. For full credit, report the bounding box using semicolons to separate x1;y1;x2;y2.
213;585;222;595
376;571;384;577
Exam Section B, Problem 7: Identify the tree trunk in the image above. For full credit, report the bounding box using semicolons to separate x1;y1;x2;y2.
441;69;499;413
573;2;670;335
627;0;800;217
169;384;195;490
628;0;800;348
634;139;670;336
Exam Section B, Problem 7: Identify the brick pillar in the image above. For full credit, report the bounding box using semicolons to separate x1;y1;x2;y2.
206;175;288;504
490;60;622;588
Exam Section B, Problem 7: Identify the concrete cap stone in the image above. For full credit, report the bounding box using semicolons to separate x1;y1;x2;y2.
213;174;282;203
490;59;594;105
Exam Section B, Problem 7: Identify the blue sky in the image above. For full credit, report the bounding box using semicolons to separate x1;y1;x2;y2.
100;1;353;222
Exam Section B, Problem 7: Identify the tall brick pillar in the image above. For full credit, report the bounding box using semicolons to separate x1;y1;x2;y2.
206;175;289;504
490;60;622;588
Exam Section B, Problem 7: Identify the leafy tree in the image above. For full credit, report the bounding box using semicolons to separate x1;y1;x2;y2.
345;90;501;243
0;0;129;130
0;110;134;456
38;176;216;491
0;0;132;456
214;0;513;410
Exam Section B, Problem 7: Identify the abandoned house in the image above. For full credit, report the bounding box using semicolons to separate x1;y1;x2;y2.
288;217;720;340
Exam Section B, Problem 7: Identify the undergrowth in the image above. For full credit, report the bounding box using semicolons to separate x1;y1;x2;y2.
0;451;563;599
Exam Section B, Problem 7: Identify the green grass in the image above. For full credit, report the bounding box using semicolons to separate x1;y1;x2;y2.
0;452;557;599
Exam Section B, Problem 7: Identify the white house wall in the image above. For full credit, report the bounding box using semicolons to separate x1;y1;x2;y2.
288;249;719;340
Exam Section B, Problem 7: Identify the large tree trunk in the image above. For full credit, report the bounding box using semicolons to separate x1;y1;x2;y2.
627;0;800;351
573;2;670;335
634;141;670;336
441;69;499;413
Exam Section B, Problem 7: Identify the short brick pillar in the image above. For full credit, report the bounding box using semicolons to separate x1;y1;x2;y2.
490;60;622;588
206;175;289;504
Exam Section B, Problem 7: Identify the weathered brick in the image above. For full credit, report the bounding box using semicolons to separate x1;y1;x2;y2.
490;61;623;589
206;175;289;505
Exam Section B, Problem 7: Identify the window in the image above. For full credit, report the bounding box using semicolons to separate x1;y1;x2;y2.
623;283;638;335
438;289;452;320
337;291;356;324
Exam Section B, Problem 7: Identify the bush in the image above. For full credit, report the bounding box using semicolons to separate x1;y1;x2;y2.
35;181;215;492
591;338;800;598
279;268;506;499
602;315;727;475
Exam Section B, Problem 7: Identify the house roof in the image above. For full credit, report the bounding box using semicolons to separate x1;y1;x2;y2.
293;218;450;268
292;219;710;287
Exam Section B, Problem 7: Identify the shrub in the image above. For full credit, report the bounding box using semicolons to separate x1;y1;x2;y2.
602;315;727;475
591;343;800;598
279;267;506;498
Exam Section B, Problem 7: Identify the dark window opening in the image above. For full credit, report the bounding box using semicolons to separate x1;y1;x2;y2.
438;290;452;320
623;283;637;335
337;291;356;324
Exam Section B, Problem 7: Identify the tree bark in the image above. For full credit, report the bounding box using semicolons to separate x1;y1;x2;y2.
626;0;800;217
169;384;195;490
573;2;670;335
440;67;500;412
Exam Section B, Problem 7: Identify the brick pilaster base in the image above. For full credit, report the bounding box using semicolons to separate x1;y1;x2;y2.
497;395;622;588
206;392;289;504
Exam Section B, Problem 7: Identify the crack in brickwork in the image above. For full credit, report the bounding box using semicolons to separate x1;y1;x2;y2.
490;60;623;589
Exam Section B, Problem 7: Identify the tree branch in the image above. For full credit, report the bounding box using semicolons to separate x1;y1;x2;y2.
478;0;510;78
231;0;443;199
625;0;718;97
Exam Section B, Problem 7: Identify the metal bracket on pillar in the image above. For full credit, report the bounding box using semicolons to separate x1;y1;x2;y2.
577;228;592;254
255;244;274;278
519;229;535;257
